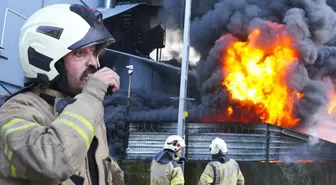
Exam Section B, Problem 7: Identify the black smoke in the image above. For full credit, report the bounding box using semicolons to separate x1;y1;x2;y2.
104;0;336;158
161;0;336;58
159;0;336;120
104;88;201;158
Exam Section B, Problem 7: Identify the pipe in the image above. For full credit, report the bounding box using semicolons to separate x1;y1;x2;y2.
0;82;12;95
126;65;133;115
104;0;116;9
124;65;134;157
1;8;28;48
80;0;90;8
177;0;192;172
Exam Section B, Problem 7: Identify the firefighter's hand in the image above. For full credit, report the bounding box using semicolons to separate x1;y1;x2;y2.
177;157;188;164
92;67;120;93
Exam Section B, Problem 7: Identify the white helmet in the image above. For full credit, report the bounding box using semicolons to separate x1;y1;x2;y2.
210;137;228;155
163;135;186;152
19;4;115;84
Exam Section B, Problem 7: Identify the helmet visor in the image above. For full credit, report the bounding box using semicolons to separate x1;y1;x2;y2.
68;26;115;51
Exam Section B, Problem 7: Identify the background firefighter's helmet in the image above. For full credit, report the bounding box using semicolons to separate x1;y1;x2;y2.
18;4;115;83
210;137;228;155
163;135;186;152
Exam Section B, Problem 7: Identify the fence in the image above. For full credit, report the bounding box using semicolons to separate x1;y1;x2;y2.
126;121;336;162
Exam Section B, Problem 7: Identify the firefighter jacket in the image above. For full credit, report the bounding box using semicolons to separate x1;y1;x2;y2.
150;150;185;185
198;155;244;185
0;76;125;185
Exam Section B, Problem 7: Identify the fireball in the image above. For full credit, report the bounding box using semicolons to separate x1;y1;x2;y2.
221;28;303;128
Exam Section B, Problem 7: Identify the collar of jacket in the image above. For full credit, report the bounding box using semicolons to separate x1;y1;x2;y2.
32;86;69;99
212;154;230;163
154;149;175;164
32;86;77;115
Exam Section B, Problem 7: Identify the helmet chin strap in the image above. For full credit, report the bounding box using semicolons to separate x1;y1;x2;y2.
50;59;77;97
173;149;181;161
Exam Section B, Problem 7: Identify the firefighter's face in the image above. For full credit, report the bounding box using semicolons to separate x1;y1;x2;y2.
175;148;182;158
63;45;99;93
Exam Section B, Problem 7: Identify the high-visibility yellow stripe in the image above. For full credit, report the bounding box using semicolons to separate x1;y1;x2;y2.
171;178;184;185
11;164;16;178
8;151;13;160
201;174;213;183
9;164;26;179
3;122;39;153
171;181;184;185
62;111;94;139
7;150;26;179
1;118;23;132
20;173;26;179
8;151;17;178
1;119;37;179
4;122;39;136
55;118;90;149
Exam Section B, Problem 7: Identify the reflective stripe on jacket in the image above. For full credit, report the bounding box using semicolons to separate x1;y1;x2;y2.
150;160;184;185
198;159;244;185
0;77;124;185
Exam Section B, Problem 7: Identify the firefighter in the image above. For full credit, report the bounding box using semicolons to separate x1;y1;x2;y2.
0;4;125;185
150;135;186;185
198;137;245;185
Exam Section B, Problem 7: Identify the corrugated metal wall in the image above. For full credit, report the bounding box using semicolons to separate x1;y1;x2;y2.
126;122;336;161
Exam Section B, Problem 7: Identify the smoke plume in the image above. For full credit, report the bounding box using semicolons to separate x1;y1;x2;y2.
159;0;336;121
105;0;336;158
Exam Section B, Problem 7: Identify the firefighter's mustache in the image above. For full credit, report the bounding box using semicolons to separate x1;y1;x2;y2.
81;65;117;80
81;66;97;80
87;66;98;73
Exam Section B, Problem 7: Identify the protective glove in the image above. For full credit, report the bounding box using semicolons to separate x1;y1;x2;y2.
177;157;188;164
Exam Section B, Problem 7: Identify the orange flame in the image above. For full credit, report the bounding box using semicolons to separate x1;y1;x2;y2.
221;28;303;128
227;106;233;116
328;92;336;115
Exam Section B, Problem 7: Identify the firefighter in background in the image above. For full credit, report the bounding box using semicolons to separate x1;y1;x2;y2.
150;135;187;185
0;4;125;185
198;137;245;185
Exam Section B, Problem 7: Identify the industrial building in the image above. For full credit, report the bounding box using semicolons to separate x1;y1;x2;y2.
1;0;336;184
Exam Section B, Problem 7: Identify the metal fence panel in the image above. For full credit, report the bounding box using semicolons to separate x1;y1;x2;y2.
126;122;336;162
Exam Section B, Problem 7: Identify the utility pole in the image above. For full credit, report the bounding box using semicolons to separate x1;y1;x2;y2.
177;0;192;171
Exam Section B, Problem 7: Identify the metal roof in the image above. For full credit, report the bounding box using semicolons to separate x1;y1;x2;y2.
98;3;143;19
103;49;184;72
